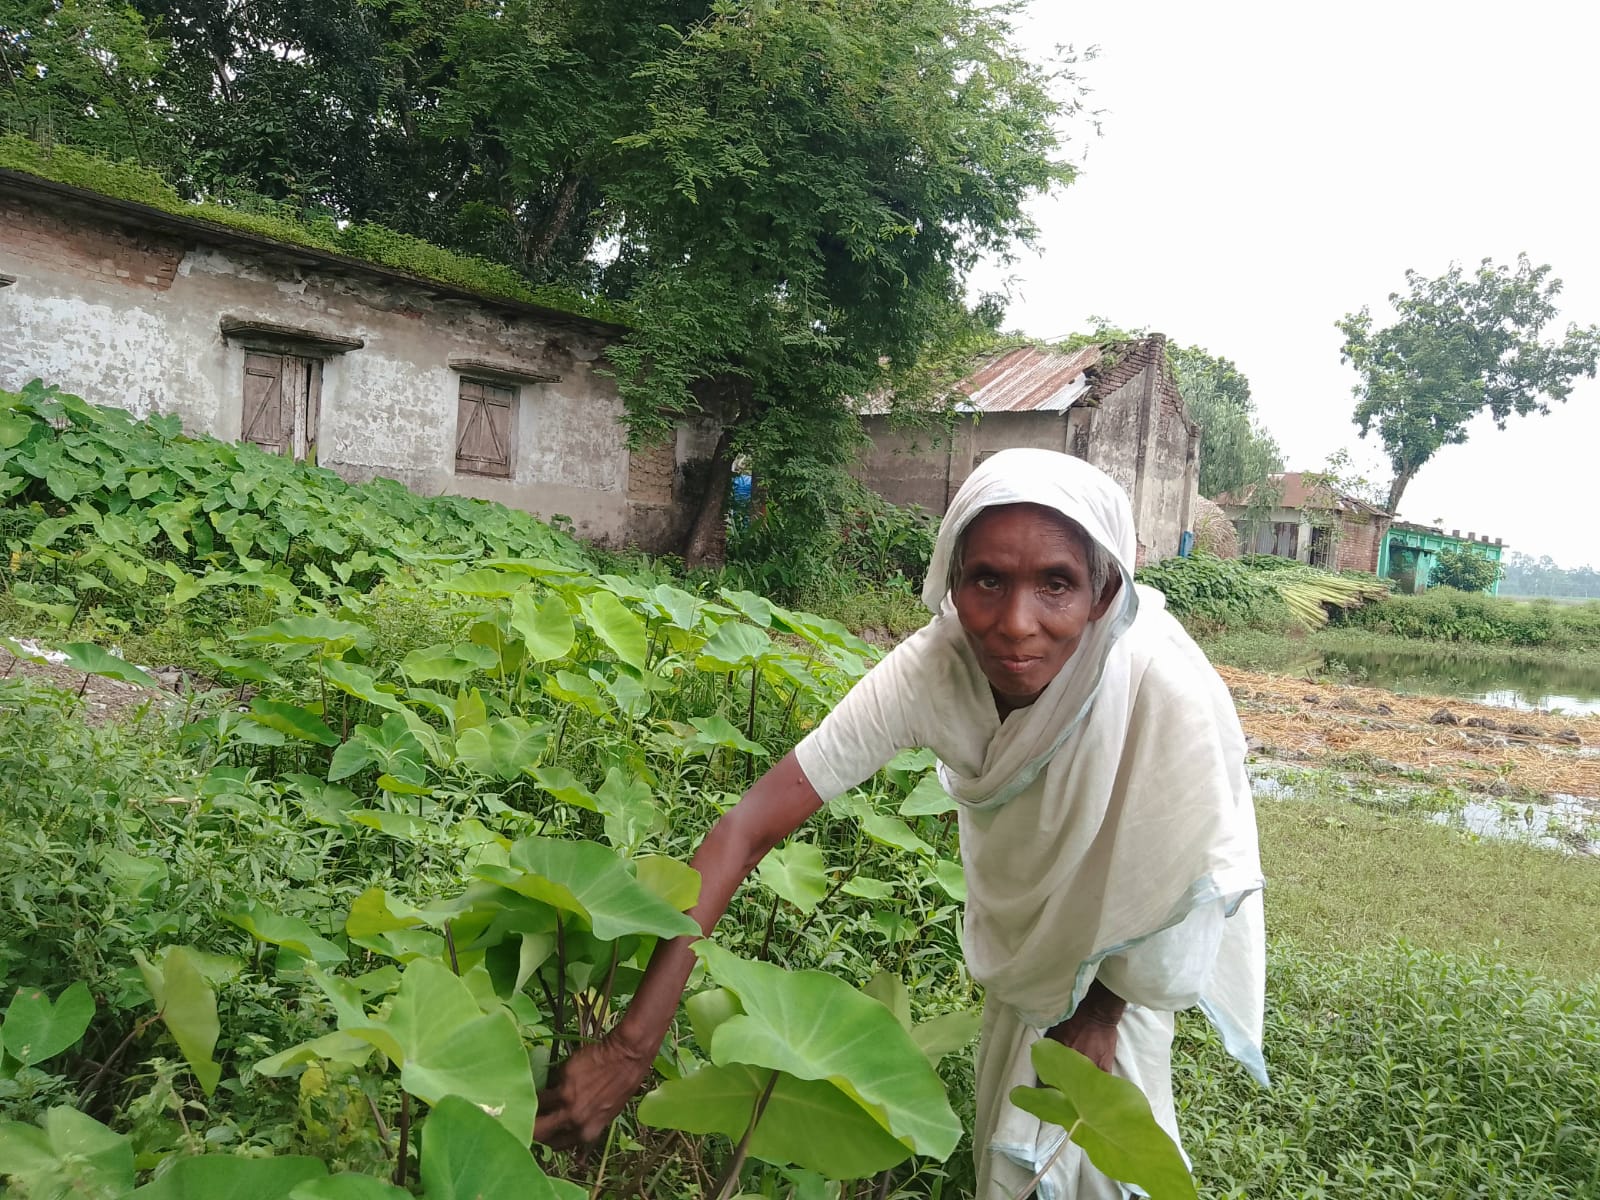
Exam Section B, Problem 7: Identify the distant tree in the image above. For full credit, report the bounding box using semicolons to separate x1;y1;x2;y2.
1338;255;1600;516
1168;343;1284;498
1500;550;1600;598
1430;545;1502;593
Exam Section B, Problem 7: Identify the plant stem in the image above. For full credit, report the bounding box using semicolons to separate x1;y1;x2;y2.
711;1070;778;1200
392;1090;412;1186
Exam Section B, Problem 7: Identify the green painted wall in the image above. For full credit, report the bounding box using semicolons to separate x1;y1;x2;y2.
1379;527;1504;595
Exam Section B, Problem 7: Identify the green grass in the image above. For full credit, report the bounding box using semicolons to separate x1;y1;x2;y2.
1256;787;1600;987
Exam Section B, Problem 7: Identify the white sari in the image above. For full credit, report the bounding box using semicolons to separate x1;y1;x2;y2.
795;449;1266;1199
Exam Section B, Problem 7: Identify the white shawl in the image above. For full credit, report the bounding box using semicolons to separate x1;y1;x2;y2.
793;449;1267;1197
921;450;1267;1194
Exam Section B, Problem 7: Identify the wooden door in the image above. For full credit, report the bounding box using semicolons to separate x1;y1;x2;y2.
242;353;319;460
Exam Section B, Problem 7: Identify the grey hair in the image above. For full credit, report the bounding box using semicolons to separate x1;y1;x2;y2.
947;508;1116;601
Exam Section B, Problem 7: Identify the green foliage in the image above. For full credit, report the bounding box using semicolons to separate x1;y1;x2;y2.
1338;588;1600;650
1339;254;1600;514
1179;942;1600;1200
1134;554;1293;632
1500;550;1600;599
1012;1040;1197;1200
1429;545;1502;593
1168;344;1284;499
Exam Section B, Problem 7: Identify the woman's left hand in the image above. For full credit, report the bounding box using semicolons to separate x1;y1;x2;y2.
1043;978;1125;1073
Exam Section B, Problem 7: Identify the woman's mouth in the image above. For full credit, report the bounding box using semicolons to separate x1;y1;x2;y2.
994;654;1040;674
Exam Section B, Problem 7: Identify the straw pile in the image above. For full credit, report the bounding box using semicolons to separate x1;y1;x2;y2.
1219;665;1600;799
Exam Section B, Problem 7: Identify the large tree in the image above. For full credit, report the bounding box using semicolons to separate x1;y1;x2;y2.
1167;343;1283;499
1338;255;1600;516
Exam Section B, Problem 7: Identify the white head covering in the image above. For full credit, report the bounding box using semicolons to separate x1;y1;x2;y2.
919;448;1144;812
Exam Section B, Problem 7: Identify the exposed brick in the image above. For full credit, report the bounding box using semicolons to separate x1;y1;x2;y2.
0;199;184;292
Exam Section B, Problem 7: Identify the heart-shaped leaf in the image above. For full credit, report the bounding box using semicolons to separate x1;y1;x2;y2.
0;1106;133;1198
135;946;223;1095
1010;1039;1198;1200
757;843;827;914
478;838;700;941
130;1154;327;1198
2;982;95;1065
419;1095;584;1200
510;590;576;662
580;591;648;669
58;642;162;690
455;717;549;781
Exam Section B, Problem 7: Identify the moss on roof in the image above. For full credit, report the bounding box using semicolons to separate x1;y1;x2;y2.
0;136;628;328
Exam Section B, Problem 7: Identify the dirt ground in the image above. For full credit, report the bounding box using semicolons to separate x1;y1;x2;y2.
1219;665;1599;800
0;645;185;723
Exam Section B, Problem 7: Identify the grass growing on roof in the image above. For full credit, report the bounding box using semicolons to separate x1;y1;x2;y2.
0;135;627;326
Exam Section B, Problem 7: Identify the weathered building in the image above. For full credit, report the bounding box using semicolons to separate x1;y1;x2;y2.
1380;523;1506;595
1217;472;1390;574
856;336;1201;563
0;169;716;550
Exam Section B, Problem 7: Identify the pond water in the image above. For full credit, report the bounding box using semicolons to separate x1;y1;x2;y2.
1314;647;1600;717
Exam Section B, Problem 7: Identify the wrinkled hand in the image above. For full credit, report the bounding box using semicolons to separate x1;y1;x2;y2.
1045;1009;1119;1073
533;1034;654;1150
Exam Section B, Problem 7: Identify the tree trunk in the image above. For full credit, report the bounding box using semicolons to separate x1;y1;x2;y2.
1385;465;1417;517
683;426;735;568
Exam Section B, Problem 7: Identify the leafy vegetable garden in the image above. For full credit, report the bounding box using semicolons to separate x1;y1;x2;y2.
2;381;1598;1200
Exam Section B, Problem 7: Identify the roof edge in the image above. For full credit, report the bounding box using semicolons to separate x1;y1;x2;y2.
0;167;629;337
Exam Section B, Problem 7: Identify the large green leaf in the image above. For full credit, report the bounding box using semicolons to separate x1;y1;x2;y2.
348;959;538;1143
0;1106;133;1199
248;699;340;746
690;715;768;757
580;591;648;669
694;943;960;1160
639;1064;914;1179
290;1175;411;1200
900;773;956;817
225;903;347;964
419;1095;584;1200
510;589;576;662
650;583;703;630
438;568;528;598
528;766;598;811
2;981;95;1065
235;616;372;650
594;768;665;855
401;642;500;683
862;814;934;858
756;843;827;914
696;621;773;670
478;838;700;941
321;659;404;711
131;1155;328;1199
455;717;549;781
57;642;162;690
135;947;223;1095
910;1010;982;1065
1010;1040;1198;1200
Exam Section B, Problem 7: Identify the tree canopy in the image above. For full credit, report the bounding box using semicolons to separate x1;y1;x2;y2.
1338;255;1600;516
3;0;1078;563
1167;343;1283;499
1429;545;1502;594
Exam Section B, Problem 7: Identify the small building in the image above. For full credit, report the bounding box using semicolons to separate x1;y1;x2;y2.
856;336;1200;563
0;167;718;550
1380;523;1506;595
1216;472;1390;574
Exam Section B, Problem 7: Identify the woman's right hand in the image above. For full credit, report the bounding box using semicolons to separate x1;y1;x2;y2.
533;1031;655;1149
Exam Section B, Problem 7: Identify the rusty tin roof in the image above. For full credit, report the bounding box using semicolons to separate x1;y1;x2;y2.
955;344;1101;412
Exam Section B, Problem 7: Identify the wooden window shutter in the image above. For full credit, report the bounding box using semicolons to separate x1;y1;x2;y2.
456;379;514;477
242;353;287;452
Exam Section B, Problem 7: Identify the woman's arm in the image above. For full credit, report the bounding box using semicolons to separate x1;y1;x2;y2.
532;750;824;1148
1044;978;1126;1073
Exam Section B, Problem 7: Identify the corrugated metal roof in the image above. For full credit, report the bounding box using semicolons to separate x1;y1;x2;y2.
955;344;1101;413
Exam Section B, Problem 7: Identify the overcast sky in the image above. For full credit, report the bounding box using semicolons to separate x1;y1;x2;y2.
972;0;1599;566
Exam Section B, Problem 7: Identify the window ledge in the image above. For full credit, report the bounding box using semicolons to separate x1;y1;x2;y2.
449;356;559;385
220;316;364;354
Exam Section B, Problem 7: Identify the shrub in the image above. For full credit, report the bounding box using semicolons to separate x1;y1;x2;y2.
1136;553;1292;631
1430;545;1503;593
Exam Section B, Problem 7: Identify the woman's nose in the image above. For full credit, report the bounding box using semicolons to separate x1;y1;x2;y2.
995;592;1039;639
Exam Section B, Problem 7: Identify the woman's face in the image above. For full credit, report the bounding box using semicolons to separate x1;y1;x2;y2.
952;503;1120;712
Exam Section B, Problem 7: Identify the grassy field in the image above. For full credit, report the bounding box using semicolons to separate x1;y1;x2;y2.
1255;780;1600;986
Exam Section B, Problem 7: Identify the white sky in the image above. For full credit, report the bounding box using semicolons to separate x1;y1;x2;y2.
972;0;1599;567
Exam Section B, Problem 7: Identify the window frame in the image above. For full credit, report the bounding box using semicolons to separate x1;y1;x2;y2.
454;375;518;479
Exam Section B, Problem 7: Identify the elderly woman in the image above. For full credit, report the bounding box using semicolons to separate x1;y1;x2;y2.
536;449;1267;1198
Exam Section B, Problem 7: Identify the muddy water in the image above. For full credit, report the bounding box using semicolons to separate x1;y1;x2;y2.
1316;647;1600;717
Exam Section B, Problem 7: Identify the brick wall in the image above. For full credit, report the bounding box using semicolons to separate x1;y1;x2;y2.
0;198;183;291
1336;514;1386;574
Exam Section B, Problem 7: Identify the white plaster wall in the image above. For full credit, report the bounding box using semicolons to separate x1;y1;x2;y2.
0;203;641;543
